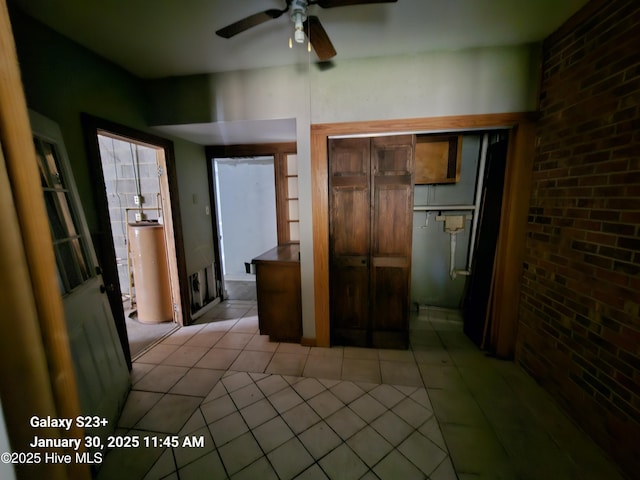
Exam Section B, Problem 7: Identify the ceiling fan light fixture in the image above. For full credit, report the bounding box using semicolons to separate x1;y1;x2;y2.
290;0;308;44
216;0;398;61
293;12;306;43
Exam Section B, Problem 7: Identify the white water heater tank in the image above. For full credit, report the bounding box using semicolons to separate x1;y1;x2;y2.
129;222;173;323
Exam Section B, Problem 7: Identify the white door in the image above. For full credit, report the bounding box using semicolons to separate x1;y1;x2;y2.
30;111;129;438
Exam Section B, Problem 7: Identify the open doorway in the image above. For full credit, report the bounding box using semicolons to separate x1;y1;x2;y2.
96;134;178;357
213;156;278;301
205;142;298;310
82;114;191;363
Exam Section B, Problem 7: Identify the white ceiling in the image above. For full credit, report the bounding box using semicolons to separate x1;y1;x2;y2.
11;0;588;144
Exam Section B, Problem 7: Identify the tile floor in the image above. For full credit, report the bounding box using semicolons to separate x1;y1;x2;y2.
125;305;178;358
95;300;625;480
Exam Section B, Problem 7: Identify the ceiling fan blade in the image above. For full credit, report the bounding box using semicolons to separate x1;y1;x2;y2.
313;0;397;8
304;16;337;62
216;9;287;38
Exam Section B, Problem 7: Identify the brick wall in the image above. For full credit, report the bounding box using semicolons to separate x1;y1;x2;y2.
516;0;640;475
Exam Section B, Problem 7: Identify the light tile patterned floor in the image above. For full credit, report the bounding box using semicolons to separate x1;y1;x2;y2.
96;301;624;480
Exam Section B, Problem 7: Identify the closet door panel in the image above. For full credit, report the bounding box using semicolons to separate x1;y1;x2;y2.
372;135;414;176
373;183;414;256
331;186;369;255
330;264;369;345
329;138;370;346
371;135;415;348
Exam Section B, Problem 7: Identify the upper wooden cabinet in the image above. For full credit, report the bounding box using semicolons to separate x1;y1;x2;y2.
415;134;462;184
329;135;415;349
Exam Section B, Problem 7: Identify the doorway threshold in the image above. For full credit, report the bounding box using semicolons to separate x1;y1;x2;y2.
125;305;179;359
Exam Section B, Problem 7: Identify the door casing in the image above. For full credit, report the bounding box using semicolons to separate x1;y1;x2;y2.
82;114;191;366
312;113;538;353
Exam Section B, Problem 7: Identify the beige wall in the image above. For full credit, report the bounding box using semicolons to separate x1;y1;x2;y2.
200;45;539;336
11;2;540;337
9;6;215;276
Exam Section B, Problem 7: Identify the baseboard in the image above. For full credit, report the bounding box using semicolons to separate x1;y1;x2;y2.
300;337;316;347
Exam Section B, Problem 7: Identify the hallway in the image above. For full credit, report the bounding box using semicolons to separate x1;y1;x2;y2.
95;301;624;479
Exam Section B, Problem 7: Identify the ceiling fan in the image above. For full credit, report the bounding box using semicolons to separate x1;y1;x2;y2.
215;0;398;62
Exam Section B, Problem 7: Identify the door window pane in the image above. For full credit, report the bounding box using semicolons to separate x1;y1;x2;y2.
57;241;83;290
34;137;92;295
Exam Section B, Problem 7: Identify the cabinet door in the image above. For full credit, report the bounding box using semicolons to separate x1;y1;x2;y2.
371;135;415;348
255;263;302;342
329;138;371;346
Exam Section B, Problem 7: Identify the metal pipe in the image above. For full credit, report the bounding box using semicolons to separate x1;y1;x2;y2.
414;204;476;212
450;232;456;279
466;133;490;270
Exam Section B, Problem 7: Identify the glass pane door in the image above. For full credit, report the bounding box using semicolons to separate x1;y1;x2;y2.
34;137;92;295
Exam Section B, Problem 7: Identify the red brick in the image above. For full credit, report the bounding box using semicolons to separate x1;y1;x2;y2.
519;1;640;475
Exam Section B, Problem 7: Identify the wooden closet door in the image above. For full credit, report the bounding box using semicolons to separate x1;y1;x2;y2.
371;135;415;348
329;138;371;346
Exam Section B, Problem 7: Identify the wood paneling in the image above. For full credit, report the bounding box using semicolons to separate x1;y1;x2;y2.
329;138;370;345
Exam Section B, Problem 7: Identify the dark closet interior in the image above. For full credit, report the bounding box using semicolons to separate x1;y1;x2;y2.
328;130;510;350
462;132;509;347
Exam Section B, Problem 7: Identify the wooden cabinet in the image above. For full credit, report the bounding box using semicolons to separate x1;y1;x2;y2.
329;135;415;349
415;134;462;184
252;244;302;342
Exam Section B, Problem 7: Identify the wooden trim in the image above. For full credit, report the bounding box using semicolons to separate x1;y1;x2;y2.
300;337;317;347
81;114;190;326
0;1;88;477
274;152;289;244
311;112;537;348
311;130;330;346
205;142;296;158
311;112;538;137
205;155;224;298
206;142;298;248
81;116;132;367
490;119;537;358
156;147;185;324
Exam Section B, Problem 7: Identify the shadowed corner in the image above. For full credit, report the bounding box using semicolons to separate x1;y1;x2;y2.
315;60;335;71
